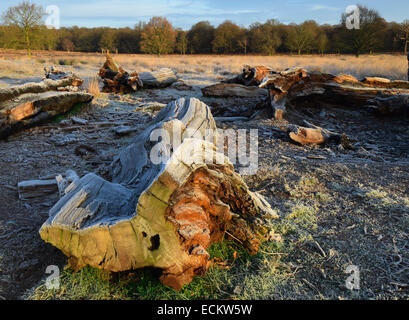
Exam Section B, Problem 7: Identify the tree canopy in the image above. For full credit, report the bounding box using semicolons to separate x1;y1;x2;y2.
1;3;408;56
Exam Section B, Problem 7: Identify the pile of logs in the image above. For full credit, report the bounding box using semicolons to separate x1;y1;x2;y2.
0;69;92;139
99;53;178;93
38;97;278;290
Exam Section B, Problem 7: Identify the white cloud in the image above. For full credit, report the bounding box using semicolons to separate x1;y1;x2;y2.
310;4;340;12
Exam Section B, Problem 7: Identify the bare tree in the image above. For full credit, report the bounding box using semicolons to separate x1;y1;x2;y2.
400;20;409;54
2;1;44;57
175;29;188;55
238;28;248;55
61;38;75;53
317;33;328;55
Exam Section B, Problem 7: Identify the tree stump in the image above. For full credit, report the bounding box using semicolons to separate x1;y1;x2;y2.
39;97;278;290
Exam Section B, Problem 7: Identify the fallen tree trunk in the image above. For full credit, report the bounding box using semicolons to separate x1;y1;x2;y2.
0;76;84;102
259;68;409;119
99;53;177;93
206;66;409;120
0;90;93;139
39;97;278;290
223;65;275;86
139;69;178;88
202;83;268;98
0;69;92;139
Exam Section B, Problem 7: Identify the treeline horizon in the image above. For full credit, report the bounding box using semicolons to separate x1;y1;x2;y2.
1;3;409;57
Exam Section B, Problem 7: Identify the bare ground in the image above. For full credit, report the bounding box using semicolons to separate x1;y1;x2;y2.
0;63;408;300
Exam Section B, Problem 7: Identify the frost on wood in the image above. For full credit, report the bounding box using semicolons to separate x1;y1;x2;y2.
39;97;278;290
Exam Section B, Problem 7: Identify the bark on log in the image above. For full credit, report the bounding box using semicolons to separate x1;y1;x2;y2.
39;97;278;290
99;53;177;93
44;66;84;87
0;90;93;139
99;54;143;94
223;65;275;86
202;83;268;98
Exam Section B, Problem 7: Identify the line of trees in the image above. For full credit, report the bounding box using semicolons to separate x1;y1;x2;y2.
1;2;409;57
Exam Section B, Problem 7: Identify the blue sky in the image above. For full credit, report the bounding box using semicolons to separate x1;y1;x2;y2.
1;0;408;29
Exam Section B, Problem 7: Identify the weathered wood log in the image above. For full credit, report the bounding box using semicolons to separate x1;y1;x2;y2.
288;121;354;149
0;69;92;139
259;67;409;119
0;90;93;139
223;65;275;86
99;54;143;94
39;97;278;290
202;83;268;98
18;170;79;200
0;76;85;102
44;66;84;87
99;53;177;93
139;69;178;89
18;179;59;200
368;95;409;116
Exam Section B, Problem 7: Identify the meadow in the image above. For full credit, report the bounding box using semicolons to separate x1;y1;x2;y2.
0;50;407;83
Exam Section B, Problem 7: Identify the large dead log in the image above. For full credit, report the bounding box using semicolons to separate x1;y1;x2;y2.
202;83;268;98
0;69;92;138
99;53;177;93
223;65;275;86
259;67;409;119
39;97;278;290
0;90;93;139
0;76;84;102
139;69;178;88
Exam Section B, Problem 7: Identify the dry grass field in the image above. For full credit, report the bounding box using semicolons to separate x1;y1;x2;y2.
0;50;407;84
